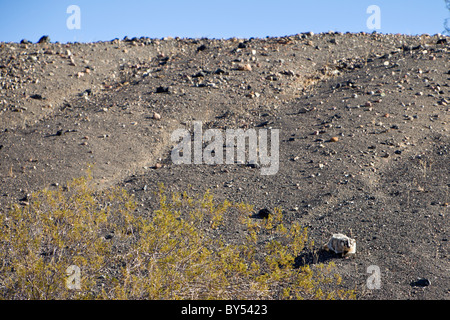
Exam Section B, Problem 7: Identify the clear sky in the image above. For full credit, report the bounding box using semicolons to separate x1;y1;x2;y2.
0;0;449;43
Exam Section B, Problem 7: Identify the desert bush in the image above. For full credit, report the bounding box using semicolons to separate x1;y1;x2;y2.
0;174;355;300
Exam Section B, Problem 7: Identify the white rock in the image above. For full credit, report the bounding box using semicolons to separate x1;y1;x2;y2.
153;112;161;120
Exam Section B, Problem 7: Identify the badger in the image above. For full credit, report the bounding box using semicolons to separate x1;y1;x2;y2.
323;233;356;257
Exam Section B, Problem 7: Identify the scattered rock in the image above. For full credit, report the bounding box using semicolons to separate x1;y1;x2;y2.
330;137;339;142
214;68;227;75
197;44;208;52
193;71;206;78
246;91;260;98
237;64;252;71
410;278;431;287
30;94;44;100
152;112;161;120
104;234;114;240
18;193;31;202
156;86;170;93
37;35;50;44
298;107;312;114
256;208;272;219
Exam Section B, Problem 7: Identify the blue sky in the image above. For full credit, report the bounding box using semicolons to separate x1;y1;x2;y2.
0;1;449;43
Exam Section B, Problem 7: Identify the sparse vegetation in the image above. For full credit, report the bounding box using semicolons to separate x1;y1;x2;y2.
0;173;355;300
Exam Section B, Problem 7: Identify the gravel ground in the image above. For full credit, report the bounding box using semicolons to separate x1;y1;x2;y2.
0;32;448;299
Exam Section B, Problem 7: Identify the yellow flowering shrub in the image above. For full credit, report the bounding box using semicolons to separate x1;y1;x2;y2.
0;175;355;300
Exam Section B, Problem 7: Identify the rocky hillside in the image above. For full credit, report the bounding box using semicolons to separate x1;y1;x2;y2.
0;32;449;299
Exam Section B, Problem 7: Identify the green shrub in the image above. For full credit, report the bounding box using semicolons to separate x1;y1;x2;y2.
0;175;355;300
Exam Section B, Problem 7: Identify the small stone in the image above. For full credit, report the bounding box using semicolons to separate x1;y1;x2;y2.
193;71;206;78
256;208;272;219
238;64;252;71
410;278;431;287
197;44;208;51
154;163;162;169
282;70;296;76
30;94;44;100
214;68;226;75
153;112;161;120
246;91;260;98
156;86;170;93
19;194;31;202
37;35;50;44
330;137;339;142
